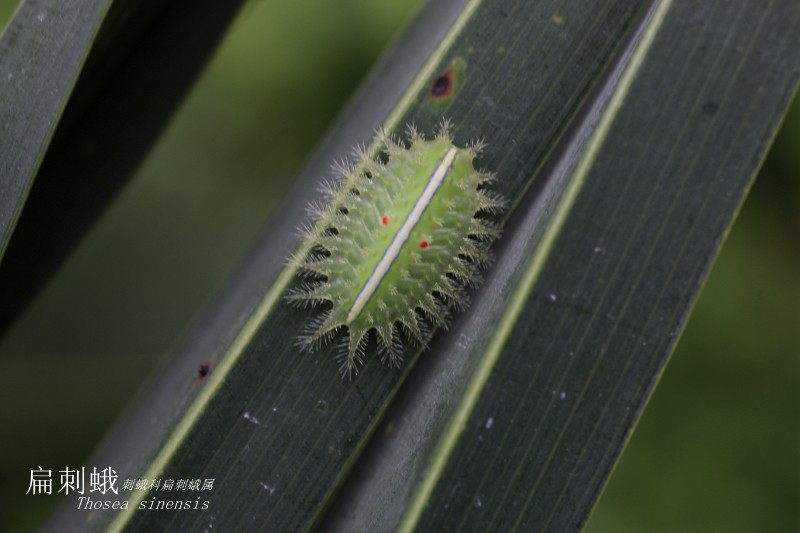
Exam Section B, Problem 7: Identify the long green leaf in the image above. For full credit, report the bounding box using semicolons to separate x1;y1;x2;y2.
335;1;799;530
41;0;798;531
0;0;109;263
0;0;245;333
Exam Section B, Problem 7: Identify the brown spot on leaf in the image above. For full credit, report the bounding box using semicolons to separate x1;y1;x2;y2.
430;66;455;99
194;360;216;386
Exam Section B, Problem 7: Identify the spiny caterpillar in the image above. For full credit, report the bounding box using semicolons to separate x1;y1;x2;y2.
286;120;505;378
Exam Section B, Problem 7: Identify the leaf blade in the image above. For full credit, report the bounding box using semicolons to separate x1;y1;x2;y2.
0;0;246;332
0;0;110;261
38;0;799;531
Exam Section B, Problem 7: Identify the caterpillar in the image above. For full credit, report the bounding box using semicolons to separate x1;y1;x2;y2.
286;120;505;378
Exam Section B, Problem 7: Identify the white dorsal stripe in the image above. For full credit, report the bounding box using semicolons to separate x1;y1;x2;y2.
347;146;458;322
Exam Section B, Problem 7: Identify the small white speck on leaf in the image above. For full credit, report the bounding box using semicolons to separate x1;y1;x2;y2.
37;11;46;22
547;293;557;302
243;412;261;425
259;481;276;495
485;416;494;429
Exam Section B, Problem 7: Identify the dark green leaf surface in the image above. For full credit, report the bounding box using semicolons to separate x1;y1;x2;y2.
398;2;799;530
0;0;109;263
41;0;798;531
0;0;245;333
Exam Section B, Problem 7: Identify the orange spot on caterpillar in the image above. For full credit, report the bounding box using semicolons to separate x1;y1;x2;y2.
430;66;455;99
381;215;389;226
419;241;429;249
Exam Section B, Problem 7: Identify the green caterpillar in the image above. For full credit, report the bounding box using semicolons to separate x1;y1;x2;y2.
287;120;505;377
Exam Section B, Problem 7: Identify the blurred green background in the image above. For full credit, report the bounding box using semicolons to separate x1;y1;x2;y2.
0;0;797;531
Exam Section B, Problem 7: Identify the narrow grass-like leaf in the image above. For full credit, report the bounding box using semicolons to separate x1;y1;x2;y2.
0;0;245;332
42;0;798;531
0;0;109;265
324;2;798;531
